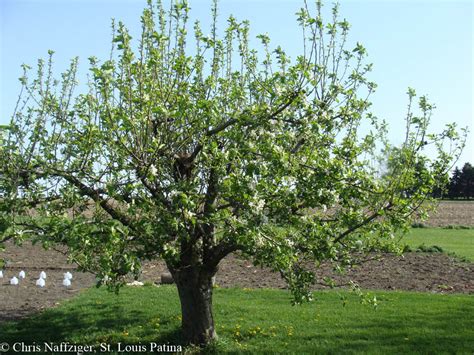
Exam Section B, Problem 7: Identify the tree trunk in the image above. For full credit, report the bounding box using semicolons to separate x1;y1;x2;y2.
172;267;217;346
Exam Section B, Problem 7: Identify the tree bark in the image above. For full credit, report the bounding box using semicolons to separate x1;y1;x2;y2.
172;266;217;346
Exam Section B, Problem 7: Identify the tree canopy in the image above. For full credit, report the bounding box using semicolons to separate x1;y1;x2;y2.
0;0;466;345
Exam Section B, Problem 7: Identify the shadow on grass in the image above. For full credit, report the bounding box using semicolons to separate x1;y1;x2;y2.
0;299;184;347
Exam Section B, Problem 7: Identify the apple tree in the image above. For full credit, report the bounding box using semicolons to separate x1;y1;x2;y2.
0;0;465;345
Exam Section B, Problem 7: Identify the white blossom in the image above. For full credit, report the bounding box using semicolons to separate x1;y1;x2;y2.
274;145;284;154
255;236;264;247
274;84;283;96
283;176;296;186
184;210;196;219
250;199;265;212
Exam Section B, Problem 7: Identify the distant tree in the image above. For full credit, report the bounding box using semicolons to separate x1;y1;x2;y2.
0;0;466;345
447;163;473;199
459;163;474;199
447;167;462;199
431;179;445;199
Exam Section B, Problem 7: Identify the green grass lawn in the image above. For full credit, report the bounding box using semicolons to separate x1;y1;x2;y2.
1;286;473;354
402;228;474;261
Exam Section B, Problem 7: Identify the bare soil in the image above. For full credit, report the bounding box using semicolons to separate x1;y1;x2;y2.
418;200;474;227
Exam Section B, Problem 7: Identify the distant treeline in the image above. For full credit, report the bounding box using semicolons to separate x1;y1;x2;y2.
435;162;474;200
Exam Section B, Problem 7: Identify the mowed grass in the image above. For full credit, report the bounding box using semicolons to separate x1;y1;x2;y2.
402;228;474;261
1;286;473;354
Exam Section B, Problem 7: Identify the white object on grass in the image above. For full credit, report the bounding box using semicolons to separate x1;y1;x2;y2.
40;271;47;279
0;270;3;278
19;270;26;279
126;281;144;286
10;276;19;285
36;278;46;288
64;271;73;280
62;278;71;287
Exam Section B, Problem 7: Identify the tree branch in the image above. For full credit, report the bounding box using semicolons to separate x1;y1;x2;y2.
60;174;135;228
205;240;240;270
190;91;301;160
333;202;393;243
